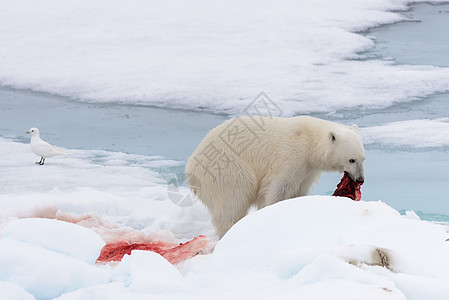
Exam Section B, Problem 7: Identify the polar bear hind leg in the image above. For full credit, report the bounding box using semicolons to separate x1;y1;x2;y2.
191;166;257;238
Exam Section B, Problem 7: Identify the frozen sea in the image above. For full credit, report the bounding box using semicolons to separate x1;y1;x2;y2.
1;2;449;220
0;1;449;299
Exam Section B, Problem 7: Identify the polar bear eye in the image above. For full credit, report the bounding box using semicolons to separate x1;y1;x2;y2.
349;159;356;163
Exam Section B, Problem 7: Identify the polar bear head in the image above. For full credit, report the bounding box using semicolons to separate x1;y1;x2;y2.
327;124;365;183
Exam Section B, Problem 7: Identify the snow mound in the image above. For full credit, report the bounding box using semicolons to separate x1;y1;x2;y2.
113;250;188;293
0;281;35;300
0;238;110;300
203;196;449;299
2;195;449;299
2;218;105;264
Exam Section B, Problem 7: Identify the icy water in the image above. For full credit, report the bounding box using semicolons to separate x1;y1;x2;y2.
366;3;449;67
0;87;226;160
324;3;449;220
0;3;448;220
357;3;449;220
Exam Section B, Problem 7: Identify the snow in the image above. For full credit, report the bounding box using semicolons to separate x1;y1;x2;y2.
1;0;449;299
112;250;189;293
362;118;449;149
0;120;448;299
2;193;448;299
0;281;35;300
0;214;109;299
0;137;214;240
2;218;104;264
208;197;449;273
0;238;110;299
1;0;449;116
196;197;449;299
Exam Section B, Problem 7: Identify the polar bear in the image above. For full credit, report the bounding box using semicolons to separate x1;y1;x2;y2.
186;115;365;238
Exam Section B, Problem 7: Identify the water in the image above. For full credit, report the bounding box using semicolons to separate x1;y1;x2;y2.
1;3;448;220
317;3;449;219
0;87;225;160
316;3;449;219
366;3;449;67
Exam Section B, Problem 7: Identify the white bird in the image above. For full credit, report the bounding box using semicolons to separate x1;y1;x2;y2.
25;127;68;165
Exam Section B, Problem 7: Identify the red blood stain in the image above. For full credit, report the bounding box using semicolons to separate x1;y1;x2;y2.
96;235;211;265
17;208;215;264
332;172;363;201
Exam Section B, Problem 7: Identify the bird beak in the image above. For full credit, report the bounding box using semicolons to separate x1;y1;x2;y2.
26;131;30;134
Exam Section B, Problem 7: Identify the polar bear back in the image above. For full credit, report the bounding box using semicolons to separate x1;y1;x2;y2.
185;115;365;238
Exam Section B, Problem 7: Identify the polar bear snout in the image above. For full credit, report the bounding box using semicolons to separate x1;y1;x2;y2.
344;155;365;184
345;171;364;184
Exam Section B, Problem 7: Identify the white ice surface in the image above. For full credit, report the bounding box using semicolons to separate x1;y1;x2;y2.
0;281;35;300
1;1;449;298
1;122;449;299
362;117;449;149
1;0;449;115
1;194;445;299
49;196;449;300
112;250;189;293
196;196;449;299
0;238;110;299
208;196;449;274
2;218;104;264
0;137;215;241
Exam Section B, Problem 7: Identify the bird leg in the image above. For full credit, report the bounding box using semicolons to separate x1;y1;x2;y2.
35;157;45;165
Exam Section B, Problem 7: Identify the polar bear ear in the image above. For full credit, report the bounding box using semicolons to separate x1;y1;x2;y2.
329;132;337;143
351;124;359;132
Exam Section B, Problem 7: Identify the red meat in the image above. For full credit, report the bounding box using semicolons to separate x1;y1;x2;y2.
332;172;363;201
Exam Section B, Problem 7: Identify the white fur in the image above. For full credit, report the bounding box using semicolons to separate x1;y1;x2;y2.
186;116;365;238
